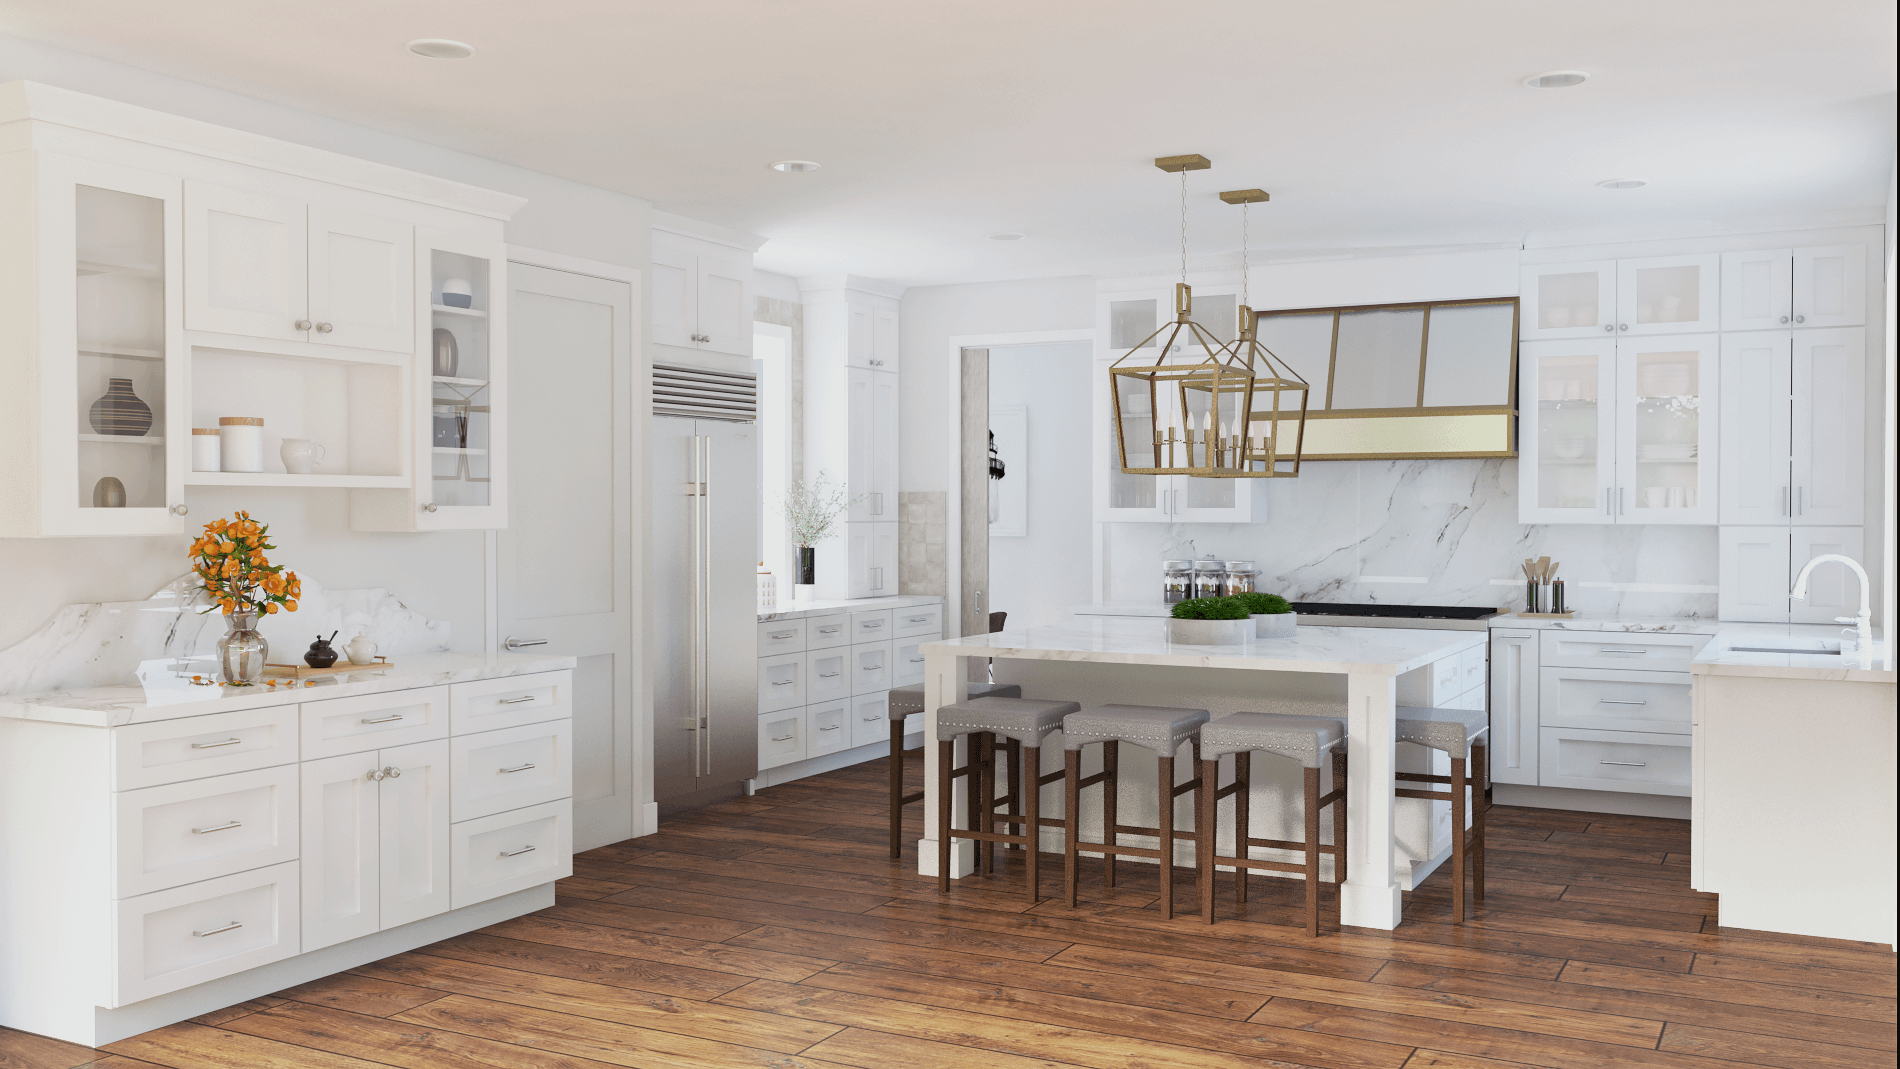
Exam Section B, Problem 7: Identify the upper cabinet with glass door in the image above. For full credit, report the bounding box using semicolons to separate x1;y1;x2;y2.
1520;255;1720;341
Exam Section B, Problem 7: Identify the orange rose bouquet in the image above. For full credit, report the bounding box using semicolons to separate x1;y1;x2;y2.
190;510;301;616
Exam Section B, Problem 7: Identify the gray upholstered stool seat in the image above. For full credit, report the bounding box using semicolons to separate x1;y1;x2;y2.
1395;705;1489;759
1201;712;1346;768
934;695;1078;904
1392;704;1490;922
1061;704;1211;919
887;682;1021;859
888;681;1022;718
937;696;1079;746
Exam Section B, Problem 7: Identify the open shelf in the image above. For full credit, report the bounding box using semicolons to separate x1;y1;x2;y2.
186;472;407;489
80;345;164;361
432;304;488;318
431;447;489;456
79;433;164;445
77;258;162;280
432;376;489;388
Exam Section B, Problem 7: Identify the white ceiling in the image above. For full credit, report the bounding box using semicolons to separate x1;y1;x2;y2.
4;1;1893;287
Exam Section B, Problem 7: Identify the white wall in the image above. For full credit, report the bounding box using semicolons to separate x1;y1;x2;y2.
988;343;1093;628
0;34;654;653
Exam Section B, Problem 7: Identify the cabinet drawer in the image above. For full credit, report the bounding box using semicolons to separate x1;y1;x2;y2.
851;692;891;749
450;799;572;910
1539;668;1691;734
302;686;449;759
806;615;851;650
758;651;805;713
113;705;299;791
849;610;894;642
1398;654;1466;707
758;709;806;769
805;648;850;703
114;860;300;1006
893;605;944;639
449;672;571;735
115;764;300;899
1460;645;1488;693
809;701;850;757
1433;654;1463;696
1538;727;1691;796
1539;631;1710;672
757;619;806;656
892;634;939;688
451;719;573;823
850;641;893;695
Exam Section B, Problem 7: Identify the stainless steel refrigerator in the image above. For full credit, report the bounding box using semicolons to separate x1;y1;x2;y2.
651;364;759;803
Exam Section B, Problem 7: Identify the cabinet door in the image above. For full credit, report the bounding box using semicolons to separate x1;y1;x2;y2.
1488;631;1539;785
417;232;509;530
870;370;899;520
1717;526;1791;622
1790;328;1864;525
1615;254;1719;336
846;367;876;522
1717;333;1792;525
1518;339;1616;524
809;702;850;757
1614;335;1718;524
1791;245;1865;328
851;692;891;749
1172;475;1264;523
184;182;307;341
378;738;452;930
872;307;899;371
306;207;413;353
695;255;751;356
300;751;381;952
846;302;875;369
1789;527;1866;625
1519;261;1617;340
870;522;898;596
1720;249;1792;331
649;244;694;348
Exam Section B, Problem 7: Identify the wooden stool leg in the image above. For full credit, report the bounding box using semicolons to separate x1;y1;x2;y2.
1064;749;1082;907
1235;752;1251;906
889;712;906;860
1103;741;1120;890
1471;741;1487;906
937;740;954;894
1303;765;1321;937
1157;752;1175;920
1006;739;1024;853
1450;754;1468;923
1200;757;1219;924
978;732;995;875
1023;744;1041;903
1332;748;1348;886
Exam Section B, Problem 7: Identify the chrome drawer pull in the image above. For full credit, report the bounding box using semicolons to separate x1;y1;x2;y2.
499;845;537;858
818;626;841;634
862;715;884;722
769;630;796;639
360;714;405;724
771;734;795;742
819;672;840;678
772;680;795;686
1598;648;1649;655
909;657;926;663
1598;760;1647;767
192;921;243;938
190;738;244;749
192;820;243;835
499;763;537;774
1597;699;1650;705
499;696;538;705
907;616;930;623
863;665;881;671
862;620;884;628
820;724;841;731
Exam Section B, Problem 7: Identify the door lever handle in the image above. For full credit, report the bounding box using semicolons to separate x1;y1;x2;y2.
505;638;549;651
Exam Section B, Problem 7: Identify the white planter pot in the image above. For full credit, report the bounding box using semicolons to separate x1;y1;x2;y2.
1167;617;1251;645
1253;612;1298;637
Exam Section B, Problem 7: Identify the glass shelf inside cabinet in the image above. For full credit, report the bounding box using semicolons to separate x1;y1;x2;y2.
429;250;492;507
76;185;167;511
1630;352;1701;513
1534;352;1601;511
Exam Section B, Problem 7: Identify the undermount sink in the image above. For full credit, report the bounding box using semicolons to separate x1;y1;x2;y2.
1728;646;1842;656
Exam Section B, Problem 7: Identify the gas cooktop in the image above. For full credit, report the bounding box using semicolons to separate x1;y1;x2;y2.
1288;602;1507;630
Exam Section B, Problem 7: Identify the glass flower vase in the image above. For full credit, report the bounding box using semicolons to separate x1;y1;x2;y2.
218;612;269;685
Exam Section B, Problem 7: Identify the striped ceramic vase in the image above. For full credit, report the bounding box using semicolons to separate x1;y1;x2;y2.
88;378;153;436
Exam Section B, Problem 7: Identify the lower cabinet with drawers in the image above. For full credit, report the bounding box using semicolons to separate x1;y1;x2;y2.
0;665;574;1046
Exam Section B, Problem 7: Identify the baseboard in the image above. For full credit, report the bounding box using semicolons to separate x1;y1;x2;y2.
637;801;660;837
1492;783;1691;820
753;738;889;788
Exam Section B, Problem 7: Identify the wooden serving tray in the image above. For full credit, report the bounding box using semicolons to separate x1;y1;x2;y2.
263;658;394;679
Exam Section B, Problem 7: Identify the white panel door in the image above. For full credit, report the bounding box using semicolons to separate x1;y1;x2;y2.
377;738;451;931
845;367;876;521
1614;335;1717;524
1792;245;1866;328
1520;261;1617;340
1615;254;1720;336
1718;526;1791;622
695;255;751;356
1790;328;1864;526
307;207;412;352
184;182;306;341
649;244;694;348
1518;338;1617;524
299;751;380;952
846;302;875;368
870;370;899;520
1718;332;1792;525
1720;249;1792;331
1789;527;1867;625
872;307;899;370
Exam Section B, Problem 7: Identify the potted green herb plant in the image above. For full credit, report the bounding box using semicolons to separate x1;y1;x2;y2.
1167;596;1252;645
1234;591;1298;637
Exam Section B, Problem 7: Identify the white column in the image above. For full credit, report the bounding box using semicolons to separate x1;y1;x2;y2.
1340;670;1402;929
917;647;974;877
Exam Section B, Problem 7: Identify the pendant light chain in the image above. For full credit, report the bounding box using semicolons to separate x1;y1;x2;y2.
1241;201;1249;306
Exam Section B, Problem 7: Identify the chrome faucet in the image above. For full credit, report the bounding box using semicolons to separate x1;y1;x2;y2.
1790;553;1874;653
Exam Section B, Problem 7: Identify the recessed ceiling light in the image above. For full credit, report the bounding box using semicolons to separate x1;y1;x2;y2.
771;160;821;173
1524;70;1589;89
1596;178;1648;189
408;39;475;60
988;232;1025;241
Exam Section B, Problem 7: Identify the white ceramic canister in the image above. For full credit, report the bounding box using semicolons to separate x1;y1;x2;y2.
191;427;222;472
219;416;264;472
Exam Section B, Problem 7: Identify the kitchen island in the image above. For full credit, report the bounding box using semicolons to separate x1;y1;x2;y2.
920;617;1485;930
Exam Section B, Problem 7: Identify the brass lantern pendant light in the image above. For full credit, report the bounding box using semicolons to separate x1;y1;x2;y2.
1218;187;1310;478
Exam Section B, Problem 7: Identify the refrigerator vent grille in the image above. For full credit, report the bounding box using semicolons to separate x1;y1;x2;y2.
653;364;757;422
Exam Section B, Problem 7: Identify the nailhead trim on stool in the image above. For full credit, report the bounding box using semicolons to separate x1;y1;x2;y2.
888;682;1020;859
1394;704;1490;923
1061;704;1210;919
935;696;1080;903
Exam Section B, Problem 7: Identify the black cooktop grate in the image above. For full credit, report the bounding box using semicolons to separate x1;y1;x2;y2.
1288;602;1501;621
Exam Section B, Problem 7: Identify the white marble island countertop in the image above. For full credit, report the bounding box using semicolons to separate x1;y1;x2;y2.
1691;623;1893;683
0;652;578;728
925;616;1483;675
761;594;942;623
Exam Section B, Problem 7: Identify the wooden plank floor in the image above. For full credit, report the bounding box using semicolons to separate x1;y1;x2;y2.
6;757;1895;1069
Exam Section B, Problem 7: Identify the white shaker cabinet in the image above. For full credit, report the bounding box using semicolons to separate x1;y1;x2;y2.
1722;246;1866;331
1718;328;1865;527
1717;526;1865;623
804;277;903;599
1488;630;1540;786
299;738;452;952
842;522;899;599
1717;332;1795;525
1520;255;1719;342
651;226;754;357
842;367;900;523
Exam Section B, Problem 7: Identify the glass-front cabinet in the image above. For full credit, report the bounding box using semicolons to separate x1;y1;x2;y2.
416;231;507;529
1521;255;1720;342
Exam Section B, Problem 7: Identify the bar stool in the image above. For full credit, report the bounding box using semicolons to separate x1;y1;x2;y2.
887;682;1021;858
1061;705;1210;919
935;695;1080;902
1196;712;1347;936
1394;705;1489;922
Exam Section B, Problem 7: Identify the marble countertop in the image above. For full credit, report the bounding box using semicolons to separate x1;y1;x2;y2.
1489;614;1721;634
760;595;942;623
1691;623;1894;683
924;617;1483;676
0;652;578;728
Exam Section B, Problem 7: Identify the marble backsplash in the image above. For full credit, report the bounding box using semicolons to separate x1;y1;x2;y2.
0;574;450;696
1104;458;1719;619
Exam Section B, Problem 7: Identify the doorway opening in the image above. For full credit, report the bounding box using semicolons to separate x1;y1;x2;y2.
983;341;1094;630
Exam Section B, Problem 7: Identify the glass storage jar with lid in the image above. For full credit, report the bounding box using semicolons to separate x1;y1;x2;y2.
1222;561;1259;596
1192;559;1227;599
1163;560;1194;603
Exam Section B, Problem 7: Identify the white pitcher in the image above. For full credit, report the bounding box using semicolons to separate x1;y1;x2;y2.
280;438;326;475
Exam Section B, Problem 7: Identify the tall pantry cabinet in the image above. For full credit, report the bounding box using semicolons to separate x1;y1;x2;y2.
803;276;903;600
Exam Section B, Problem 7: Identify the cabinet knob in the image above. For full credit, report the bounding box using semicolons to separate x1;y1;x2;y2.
1618;323;1628;331
294;320;313;331
382;766;402;779
1779;315;1790;323
170;504;189;516
1603;324;1614;332
316;322;334;333
1794;315;1805;324
421;502;438;513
